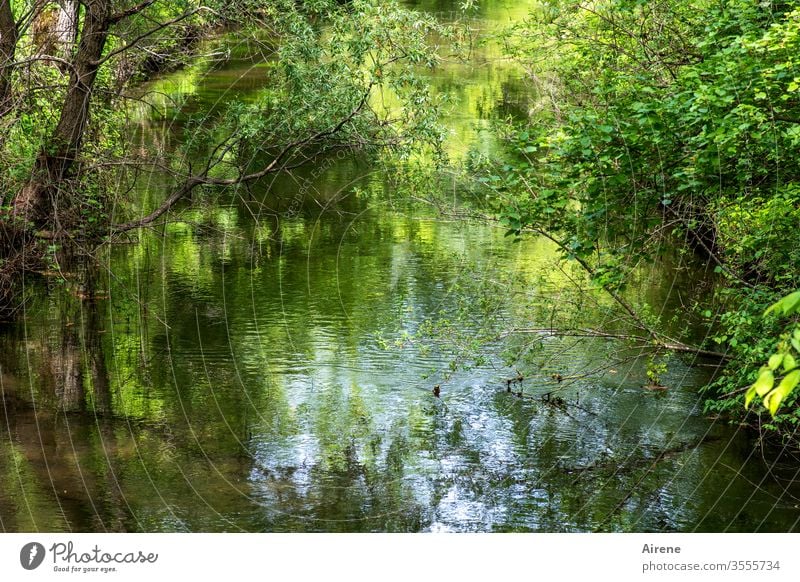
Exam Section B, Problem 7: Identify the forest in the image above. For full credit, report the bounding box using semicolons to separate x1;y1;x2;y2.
0;0;799;533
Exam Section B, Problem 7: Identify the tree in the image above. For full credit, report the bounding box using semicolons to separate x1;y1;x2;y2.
492;0;800;433
15;0;117;225
0;1;446;307
0;0;17;115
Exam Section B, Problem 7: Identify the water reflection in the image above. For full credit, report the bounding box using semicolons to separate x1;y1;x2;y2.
3;204;800;532
2;0;800;533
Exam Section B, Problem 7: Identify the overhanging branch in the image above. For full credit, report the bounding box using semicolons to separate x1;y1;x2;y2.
109;0;157;25
110;83;376;233
94;7;208;67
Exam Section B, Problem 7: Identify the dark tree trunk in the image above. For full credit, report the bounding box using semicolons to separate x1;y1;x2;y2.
0;0;17;116
14;0;111;227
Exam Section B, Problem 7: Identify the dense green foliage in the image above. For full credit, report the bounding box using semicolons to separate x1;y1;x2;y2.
3;0;800;435
0;0;446;294
0;1;443;204
494;0;800;432
745;289;800;416
179;0;447;188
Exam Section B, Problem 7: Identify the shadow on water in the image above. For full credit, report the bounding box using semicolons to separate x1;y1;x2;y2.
2;0;800;532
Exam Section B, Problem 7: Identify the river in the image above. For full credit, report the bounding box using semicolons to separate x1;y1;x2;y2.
1;0;799;533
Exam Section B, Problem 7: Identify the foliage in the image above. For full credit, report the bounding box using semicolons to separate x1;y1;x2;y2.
499;0;800;270
745;290;800;416
645;355;667;387
0;1;447;233
493;0;800;434
202;0;448;177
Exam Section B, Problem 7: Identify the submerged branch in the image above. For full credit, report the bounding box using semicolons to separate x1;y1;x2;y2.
591;433;723;531
503;327;729;360
567;434;722;477
527;227;730;361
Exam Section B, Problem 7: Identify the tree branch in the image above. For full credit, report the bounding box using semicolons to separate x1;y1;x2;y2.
773;114;800;124
94;7;207;66
108;0;157;25
110;83;376;233
503;327;730;360
6;54;77;74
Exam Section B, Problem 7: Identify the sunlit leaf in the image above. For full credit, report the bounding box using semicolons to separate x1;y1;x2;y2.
764;370;800;416
744;383;759;409
784;353;797;372
783;292;800;315
754;369;774;397
766;290;800;316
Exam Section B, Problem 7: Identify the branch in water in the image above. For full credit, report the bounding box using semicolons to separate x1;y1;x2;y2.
110;83;375;233
526;227;730;361
503;327;730;360
411;208;731;362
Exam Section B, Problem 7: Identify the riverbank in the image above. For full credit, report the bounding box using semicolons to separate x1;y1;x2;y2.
490;0;800;439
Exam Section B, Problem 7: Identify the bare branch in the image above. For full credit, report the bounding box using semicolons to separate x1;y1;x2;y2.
502;327;730;360
110;83;376;233
94;7;208;67
7;54;77;74
108;0;157;25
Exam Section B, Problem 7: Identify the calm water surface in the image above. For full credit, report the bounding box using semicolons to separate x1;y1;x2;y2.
2;0;800;532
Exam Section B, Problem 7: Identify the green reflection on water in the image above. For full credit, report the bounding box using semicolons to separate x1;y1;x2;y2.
2;0;800;533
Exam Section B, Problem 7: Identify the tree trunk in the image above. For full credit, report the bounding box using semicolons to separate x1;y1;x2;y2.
14;0;111;227
55;1;79;60
50;327;85;412
0;0;17;116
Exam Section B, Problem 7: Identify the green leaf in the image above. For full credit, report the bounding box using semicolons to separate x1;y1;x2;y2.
764;370;800;416
766;290;800;316
754;369;775;397
744;383;759;409
768;354;784;371
784;353;797;372
783;291;800;315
